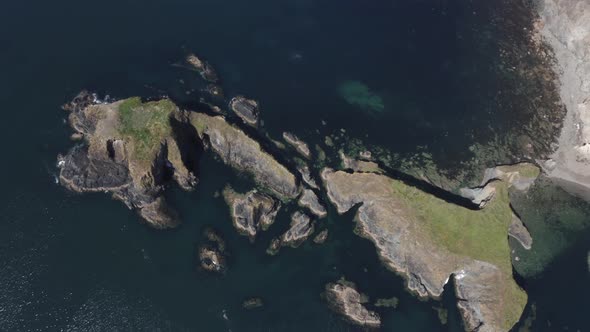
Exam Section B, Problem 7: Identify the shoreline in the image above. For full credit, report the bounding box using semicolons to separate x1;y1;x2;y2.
539;0;590;200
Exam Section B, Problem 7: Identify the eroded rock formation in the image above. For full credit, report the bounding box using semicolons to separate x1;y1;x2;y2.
324;279;381;328
298;189;327;218
58;92;198;228
222;186;281;241
283;132;311;159
189;113;300;200
281;211;315;248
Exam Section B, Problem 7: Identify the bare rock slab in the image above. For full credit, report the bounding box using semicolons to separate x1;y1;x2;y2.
324;280;381;328
281;211;315;248
223;186;281;241
190;113;300;200
298;189;327;218
58;92;198;228
283;132;311;159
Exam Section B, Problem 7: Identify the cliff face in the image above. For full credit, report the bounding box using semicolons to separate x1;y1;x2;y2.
540;0;590;200
58;92;198;228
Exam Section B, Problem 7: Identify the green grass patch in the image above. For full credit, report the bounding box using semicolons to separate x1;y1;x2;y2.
392;182;512;271
117;97;176;162
390;180;526;329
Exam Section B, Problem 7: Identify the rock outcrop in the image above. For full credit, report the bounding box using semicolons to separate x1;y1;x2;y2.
539;0;590;201
460;163;540;208
186;53;219;83
509;212;533;250
229;96;259;126
324;280;381;328
189;113;300;200
267;211;315;254
313;229;329;244
58;92;198;228
198;246;225;273
198;228;227;273
298;189;327;218
281;211;315;247
339;151;383;174
322;168;527;331
297;165;319;190
242;297;264;309
283;132;311;159
222;186;281;241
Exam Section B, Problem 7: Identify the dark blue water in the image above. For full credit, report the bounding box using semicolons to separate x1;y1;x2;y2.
1;0;589;331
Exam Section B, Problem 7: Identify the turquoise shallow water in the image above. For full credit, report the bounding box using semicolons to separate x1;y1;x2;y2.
1;0;589;331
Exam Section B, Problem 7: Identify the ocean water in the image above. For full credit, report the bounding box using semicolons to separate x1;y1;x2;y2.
1;0;589;331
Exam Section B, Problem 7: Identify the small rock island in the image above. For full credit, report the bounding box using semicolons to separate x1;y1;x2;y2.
58;92;198;228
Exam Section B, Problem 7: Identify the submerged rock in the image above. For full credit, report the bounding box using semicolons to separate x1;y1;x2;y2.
189;113;300;200
539;0;590;202
313;229;329;244
206;84;224;98
222;186;281;241
283;132;311;159
337;80;384;113
281;211;315;248
186;53;219;83
374;297;399;308
242;297;264;309
298;189;327;218
266;238;282;256
58;92;198;228
229;96;259;126
322;168;527;331
324;280;381;328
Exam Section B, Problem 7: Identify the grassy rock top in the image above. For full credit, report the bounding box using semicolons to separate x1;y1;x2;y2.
117;97;177;166
59;94;194;228
322;169;526;331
